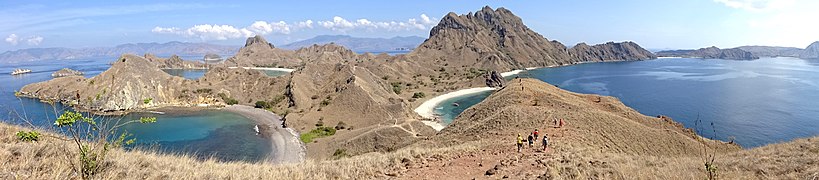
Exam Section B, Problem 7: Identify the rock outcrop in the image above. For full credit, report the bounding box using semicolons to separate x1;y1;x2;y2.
656;46;759;60
51;68;83;77
799;41;819;59
484;71;505;88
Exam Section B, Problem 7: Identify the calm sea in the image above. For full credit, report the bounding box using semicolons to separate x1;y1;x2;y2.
436;57;819;148
0;57;273;162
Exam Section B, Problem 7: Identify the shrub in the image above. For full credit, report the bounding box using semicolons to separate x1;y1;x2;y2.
332;149;351;159
194;88;212;94
255;101;270;109
15;130;40;142
335;121;347;130
391;82;403;94
55;111;155;178
412;92;426;98
299;126;336;143
143;98;153;105
320;99;331;107
217;93;239;105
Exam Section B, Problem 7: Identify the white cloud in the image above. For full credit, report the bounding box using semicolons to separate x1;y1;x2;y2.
5;34;18;45
317;14;438;32
713;0;795;11
296;20;313;29
152;14;438;40
26;35;43;45
5;34;44;46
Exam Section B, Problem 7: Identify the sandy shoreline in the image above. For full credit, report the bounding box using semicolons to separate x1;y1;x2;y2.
222;105;305;164
228;67;295;72
415;87;497;131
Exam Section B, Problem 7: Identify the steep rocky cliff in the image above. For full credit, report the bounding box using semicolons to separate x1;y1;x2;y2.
657;46;759;60
224;35;301;68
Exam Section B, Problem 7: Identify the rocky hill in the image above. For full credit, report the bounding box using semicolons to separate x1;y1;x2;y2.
0;41;238;63
143;54;206;69
736;45;803;57
409;6;655;72
281;35;425;52
800;41;819;59
568;42;656;62
18;54;288;113
656;46;759;60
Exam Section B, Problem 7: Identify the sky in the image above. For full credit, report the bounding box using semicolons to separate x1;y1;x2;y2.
1;0;817;52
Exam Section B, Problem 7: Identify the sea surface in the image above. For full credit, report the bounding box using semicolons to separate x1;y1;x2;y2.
434;57;819;148
0;57;274;162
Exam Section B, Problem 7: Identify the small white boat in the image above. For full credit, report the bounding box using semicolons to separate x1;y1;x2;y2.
11;69;32;75
452;102;460;107
253;125;260;135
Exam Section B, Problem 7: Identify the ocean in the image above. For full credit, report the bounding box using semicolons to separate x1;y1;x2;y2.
434;57;819;148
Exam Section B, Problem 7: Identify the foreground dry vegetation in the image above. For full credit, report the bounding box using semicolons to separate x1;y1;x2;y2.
2;79;818;179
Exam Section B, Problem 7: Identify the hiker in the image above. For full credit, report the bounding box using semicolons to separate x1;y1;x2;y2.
516;133;524;152
527;133;534;148
559;118;565;128
542;134;549;151
533;129;539;140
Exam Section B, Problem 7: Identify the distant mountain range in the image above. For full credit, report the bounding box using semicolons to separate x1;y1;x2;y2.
656;41;819;60
0;42;240;63
736;41;819;59
279;35;426;52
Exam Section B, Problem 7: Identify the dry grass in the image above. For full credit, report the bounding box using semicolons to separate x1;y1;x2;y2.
0;123;481;179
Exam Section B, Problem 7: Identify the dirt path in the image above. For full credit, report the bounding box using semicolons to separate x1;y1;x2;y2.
223;105;306;164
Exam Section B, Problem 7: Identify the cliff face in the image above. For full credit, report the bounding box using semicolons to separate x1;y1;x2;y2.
799;41;819;59
568;42;656;62
410;6;655;72
224;35;301;68
657;46;759;60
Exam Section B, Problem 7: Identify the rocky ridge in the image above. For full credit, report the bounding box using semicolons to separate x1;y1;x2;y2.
51;68;84;77
656;46;759;60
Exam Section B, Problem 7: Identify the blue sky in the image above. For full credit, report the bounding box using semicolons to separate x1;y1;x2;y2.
1;0;816;52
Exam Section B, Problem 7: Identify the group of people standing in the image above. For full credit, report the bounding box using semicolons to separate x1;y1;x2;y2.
514;118;566;153
517;129;548;153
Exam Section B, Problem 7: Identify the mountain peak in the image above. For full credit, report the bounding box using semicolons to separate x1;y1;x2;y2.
244;35;274;48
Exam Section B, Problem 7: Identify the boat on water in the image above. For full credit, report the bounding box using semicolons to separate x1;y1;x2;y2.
452;102;460;107
11;69;32;75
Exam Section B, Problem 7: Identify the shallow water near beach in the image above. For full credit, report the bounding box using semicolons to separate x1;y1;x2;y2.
0;58;272;162
436;57;819;148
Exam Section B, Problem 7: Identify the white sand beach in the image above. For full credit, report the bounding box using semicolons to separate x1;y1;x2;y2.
223;105;306;164
415;87;496;131
500;70;524;77
228;67;295;72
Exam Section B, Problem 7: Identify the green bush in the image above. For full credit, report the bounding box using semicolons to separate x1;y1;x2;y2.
194;88;212;94
412;92;426;98
391;82;403;94
333;148;350;159
299;126;336;143
143;98;153;104
255;101;270;109
16;131;40;142
217;93;239;105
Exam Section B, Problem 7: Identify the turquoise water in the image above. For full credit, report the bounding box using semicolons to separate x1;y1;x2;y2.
432;91;494;124
437;57;819;148
0;58;272;162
